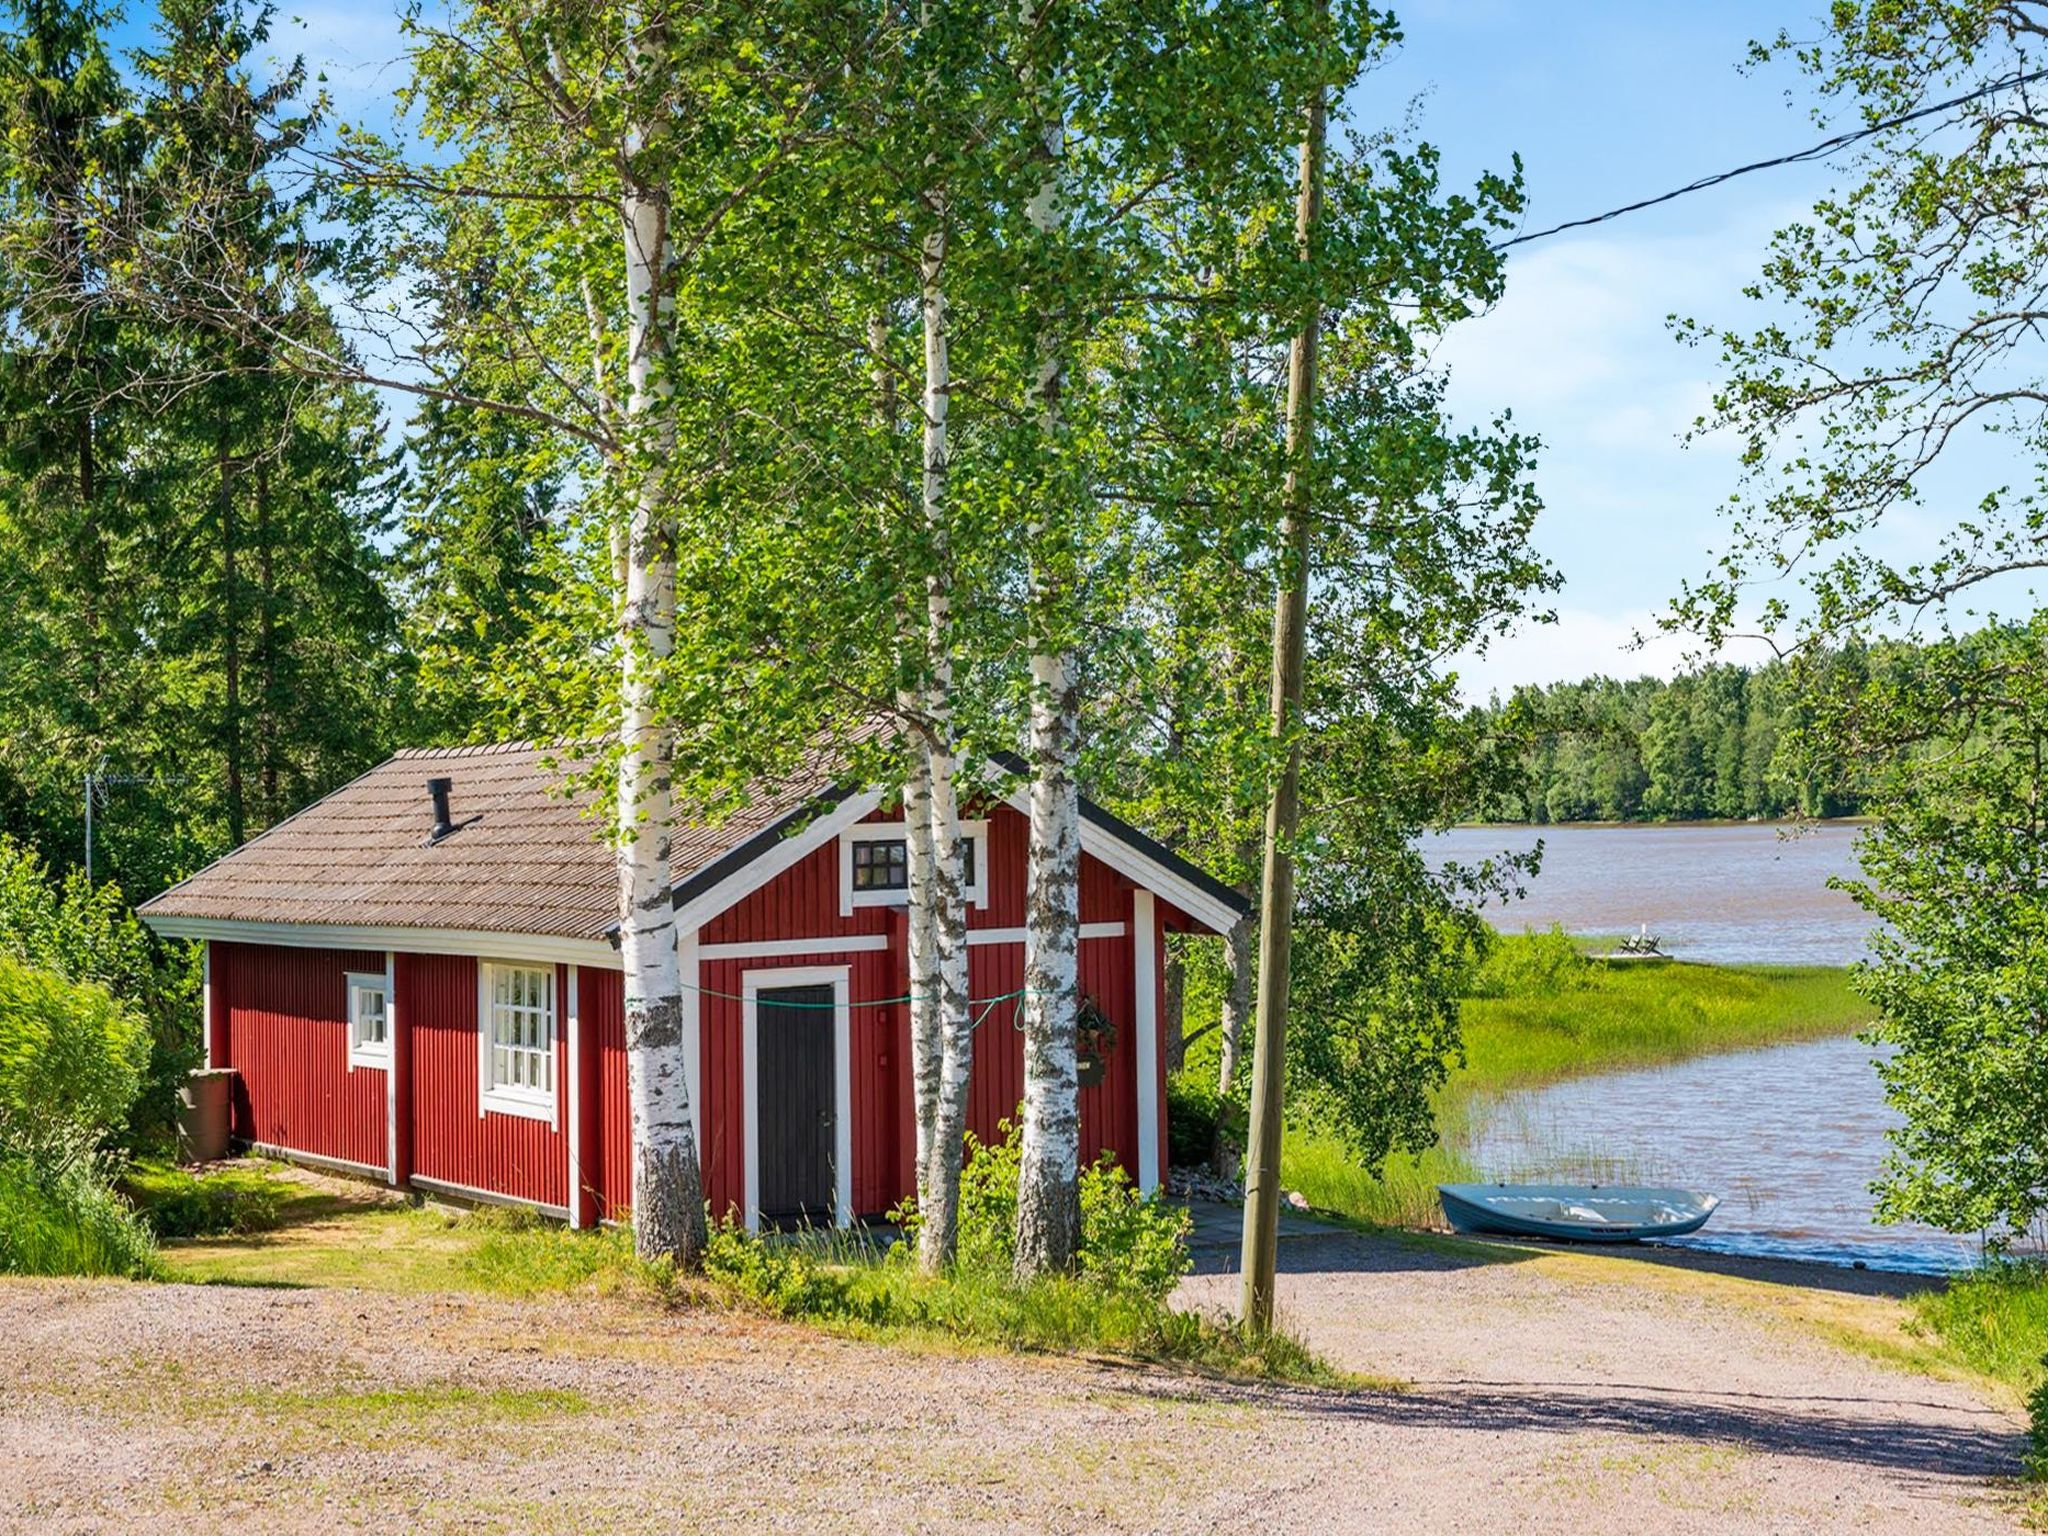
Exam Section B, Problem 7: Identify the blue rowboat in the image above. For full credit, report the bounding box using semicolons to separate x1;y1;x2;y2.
1437;1183;1720;1243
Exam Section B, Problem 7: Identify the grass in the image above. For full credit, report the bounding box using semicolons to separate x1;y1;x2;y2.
120;1159;290;1238
152;1161;1341;1386
1278;951;1874;1228
1910;1262;2048;1403
0;1158;159;1278
702;1223;1351;1384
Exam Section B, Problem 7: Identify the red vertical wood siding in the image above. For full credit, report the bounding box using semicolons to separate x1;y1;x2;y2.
213;941;387;1171
204;798;1178;1220
569;966;604;1226
585;966;630;1222
399;952;568;1209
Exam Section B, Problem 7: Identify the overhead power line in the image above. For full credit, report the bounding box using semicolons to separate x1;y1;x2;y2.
1495;64;2048;252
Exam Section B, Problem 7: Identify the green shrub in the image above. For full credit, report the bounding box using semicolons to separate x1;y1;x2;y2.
895;1118;1191;1301
1167;1076;1243;1170
1469;926;1590;999
703;1221;886;1324
0;1156;157;1278
0;837;199;1153
0;955;149;1172
1077;1156;1191;1303
121;1162;286;1239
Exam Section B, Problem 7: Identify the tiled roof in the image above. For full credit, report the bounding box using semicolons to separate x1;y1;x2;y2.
137;743;840;942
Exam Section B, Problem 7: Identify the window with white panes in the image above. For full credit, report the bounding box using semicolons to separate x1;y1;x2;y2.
480;962;554;1112
346;972;388;1068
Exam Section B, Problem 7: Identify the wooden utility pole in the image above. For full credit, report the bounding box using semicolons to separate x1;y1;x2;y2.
1239;24;1327;1336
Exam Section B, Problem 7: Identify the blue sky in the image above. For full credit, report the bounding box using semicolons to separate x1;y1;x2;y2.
145;3;2000;696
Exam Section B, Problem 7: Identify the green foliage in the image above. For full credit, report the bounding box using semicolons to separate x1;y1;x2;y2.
703;1222;887;1325
0;953;148;1173
895;1119;1193;1304
0;1;402;906
1471;659;1871;824
0;836;198;1150
120;1161;286;1239
1831;625;2048;1239
1166;1075;1241;1170
1469;927;1589;999
1283;873;1486;1172
0;1156;157;1278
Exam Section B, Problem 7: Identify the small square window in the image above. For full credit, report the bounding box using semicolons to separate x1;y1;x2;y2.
347;973;389;1068
851;836;909;891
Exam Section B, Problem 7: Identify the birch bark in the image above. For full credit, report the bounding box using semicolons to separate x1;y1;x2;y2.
915;213;977;1271
1014;7;1082;1277
617;9;705;1267
903;727;938;1208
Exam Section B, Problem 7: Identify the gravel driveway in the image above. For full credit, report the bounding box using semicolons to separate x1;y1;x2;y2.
0;1220;2028;1534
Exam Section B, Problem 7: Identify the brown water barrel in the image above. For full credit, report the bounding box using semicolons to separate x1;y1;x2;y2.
177;1068;236;1163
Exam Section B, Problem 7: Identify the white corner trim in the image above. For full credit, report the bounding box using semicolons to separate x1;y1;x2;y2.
999;788;1244;937
382;951;398;1186
201;943;214;1071
836;818;989;916
140;914;619;970
1132;891;1160;1194
476;958;559;1125
672;790;886;935
740;964;853;1234
566;964;583;1228
678;926;702;1146
345;971;390;1073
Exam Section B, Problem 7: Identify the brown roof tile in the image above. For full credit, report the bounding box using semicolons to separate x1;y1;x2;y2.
137;743;841;942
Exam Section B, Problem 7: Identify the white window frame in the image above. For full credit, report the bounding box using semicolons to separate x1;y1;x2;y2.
477;960;558;1123
837;819;988;915
740;964;853;1233
345;971;390;1070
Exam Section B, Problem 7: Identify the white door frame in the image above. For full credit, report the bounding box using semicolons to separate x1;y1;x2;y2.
741;964;853;1233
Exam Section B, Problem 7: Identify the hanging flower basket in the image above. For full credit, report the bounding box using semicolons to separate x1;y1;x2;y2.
1076;995;1115;1087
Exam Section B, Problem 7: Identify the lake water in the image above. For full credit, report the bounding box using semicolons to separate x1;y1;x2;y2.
1429;823;1982;1273
1466;1034;1986;1275
1427;821;1872;966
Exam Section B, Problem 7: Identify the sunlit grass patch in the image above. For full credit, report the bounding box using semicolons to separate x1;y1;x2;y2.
1912;1261;2048;1404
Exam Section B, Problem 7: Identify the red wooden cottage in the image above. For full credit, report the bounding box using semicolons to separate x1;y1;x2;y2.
137;744;1245;1230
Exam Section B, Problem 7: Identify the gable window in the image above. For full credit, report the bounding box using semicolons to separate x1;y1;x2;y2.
851;837;909;892
839;821;988;914
479;961;556;1120
346;972;389;1069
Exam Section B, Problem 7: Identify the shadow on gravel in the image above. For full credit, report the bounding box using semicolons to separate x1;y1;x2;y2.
1108;1366;2024;1483
1180;1202;1947;1299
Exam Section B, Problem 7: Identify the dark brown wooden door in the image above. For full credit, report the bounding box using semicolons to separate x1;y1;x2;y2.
756;983;836;1224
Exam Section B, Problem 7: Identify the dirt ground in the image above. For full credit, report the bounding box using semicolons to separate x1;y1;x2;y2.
0;1215;2030;1534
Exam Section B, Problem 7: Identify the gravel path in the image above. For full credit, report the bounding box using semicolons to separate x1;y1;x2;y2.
0;1224;2028;1533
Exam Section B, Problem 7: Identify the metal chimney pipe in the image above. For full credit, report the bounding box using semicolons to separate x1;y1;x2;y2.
427;777;455;842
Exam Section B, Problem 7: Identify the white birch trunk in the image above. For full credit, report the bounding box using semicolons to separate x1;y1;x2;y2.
903;730;939;1210
1014;8;1082;1277
914;215;978;1271
617;11;704;1266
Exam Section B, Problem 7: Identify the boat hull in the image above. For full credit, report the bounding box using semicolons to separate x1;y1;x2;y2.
1437;1183;1719;1243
